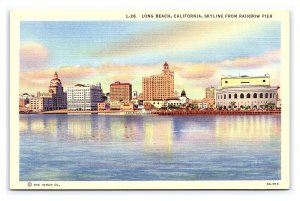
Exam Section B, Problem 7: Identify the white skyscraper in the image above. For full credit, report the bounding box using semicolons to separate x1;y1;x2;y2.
67;83;103;111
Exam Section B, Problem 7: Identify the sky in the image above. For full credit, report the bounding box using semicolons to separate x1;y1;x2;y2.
20;21;281;99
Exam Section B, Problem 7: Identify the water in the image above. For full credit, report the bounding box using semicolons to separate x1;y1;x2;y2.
19;114;281;181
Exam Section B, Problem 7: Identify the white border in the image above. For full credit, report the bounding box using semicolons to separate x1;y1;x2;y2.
1;0;299;200
10;10;290;190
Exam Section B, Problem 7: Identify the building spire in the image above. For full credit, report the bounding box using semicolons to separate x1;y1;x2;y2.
163;61;169;70
54;71;58;78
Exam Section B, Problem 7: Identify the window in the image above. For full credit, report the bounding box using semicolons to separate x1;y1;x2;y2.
229;94;231;99
253;93;257;98
224;94;226;99
240;93;244;99
263;80;266;82
260;93;263;98
225;81;228;83
270;93;272;98
247;93;251;98
234;94;237;99
265;93;268;98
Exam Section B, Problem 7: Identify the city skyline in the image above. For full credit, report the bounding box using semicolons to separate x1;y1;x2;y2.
20;21;281;99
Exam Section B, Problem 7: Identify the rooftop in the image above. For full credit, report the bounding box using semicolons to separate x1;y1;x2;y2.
221;74;270;79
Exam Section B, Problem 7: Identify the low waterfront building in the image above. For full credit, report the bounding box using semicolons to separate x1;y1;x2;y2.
19;93;33;107
67;83;103;111
198;102;207;109
198;98;215;109
143;100;167;109
216;75;279;109
30;96;53;111
120;102;134;111
188;99;201;109
19;98;27;107
110;101;122;110
131;99;139;108
166;97;181;108
98;102;109;111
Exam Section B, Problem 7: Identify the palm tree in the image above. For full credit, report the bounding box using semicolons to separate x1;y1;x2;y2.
230;101;236;110
265;102;276;110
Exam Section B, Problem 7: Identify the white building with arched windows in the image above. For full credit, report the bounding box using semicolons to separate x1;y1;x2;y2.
215;75;279;109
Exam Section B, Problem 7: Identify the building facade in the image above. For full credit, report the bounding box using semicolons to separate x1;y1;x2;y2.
67;83;103;111
98;102;109;111
132;91;138;99
198;98;215;109
143;100;167;109
29;72;67;111
179;89;189;105
110;81;132;103
48;72;67;110
30;96;53;111
205;86;216;99
216;75;279;109
19;93;32;107
142;62;174;101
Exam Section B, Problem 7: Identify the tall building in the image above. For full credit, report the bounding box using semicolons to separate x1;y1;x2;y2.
29;72;67;111
205;86;215;99
67;83;103;111
142;62;174;101
110;81;132;103
48;72;67;110
216;75;279;109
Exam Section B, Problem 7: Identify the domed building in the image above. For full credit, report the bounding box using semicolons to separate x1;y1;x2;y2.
179;89;189;105
49;72;67;110
30;72;67;111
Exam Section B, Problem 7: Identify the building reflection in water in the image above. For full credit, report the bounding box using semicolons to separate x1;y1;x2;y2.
172;117;216;143
45;118;58;136
67;115;92;139
110;117;126;141
215;115;281;143
19;116;29;133
19;115;46;135
143;118;173;153
20;114;281;146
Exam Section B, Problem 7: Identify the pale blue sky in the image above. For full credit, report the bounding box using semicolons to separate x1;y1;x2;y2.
20;21;280;67
20;21;281;98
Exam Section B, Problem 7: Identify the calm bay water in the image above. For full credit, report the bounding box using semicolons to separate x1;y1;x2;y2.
19;114;281;181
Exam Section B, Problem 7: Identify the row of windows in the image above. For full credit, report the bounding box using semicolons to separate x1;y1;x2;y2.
217;92;276;100
217;101;271;105
168;103;181;105
221;105;268;109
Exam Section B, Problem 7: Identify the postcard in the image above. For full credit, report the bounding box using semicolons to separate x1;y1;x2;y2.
10;10;290;189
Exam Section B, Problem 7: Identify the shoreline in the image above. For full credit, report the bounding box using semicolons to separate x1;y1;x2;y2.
19;109;281;116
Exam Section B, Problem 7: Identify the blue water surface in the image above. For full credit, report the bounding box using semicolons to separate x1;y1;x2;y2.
19;114;281;181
